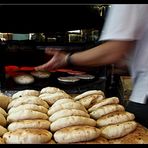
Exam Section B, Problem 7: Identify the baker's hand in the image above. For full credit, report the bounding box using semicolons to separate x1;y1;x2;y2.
34;48;69;71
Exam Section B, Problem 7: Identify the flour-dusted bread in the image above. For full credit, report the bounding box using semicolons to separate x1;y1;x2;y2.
7;96;49;110
50;116;96;132
96;111;135;127
39;92;72;105
90;104;125;120
7;109;49;123
101;121;137;139
31;71;51;78
74;90;105;101
52;98;74;107
0;137;5;144
7;120;51;131
12;89;39;100
3;129;52;144
0;107;8;117
40;87;63;94
8;104;48;114
48;102;87;116
13;74;35;85
77;94;104;109
0;113;7;127
88;97;119;112
49;109;90;122
0;125;8;137
54;125;101;144
0;93;11;110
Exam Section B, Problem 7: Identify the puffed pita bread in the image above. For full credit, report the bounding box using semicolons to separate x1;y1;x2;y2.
3;129;52;144
7;120;51;131
54;125;101;144
14;74;34;85
0;125;8;137
0;113;7;127
90;104;125;120
0;137;5;144
48;102;87;116
77;94;104;109
39;92;72;105
74;90;105;101
40;87;63;94
52;98;74;107
31;71;51;78
0;107;8;117
49;109;90;122
7;109;48;123
0;93;11;110
88;97;119;112
7;96;49;110
12;90;39;100
50;116;96;132
8;104;48;114
96;111;135;127
101;121;137;139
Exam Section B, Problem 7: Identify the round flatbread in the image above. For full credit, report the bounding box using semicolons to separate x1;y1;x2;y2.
3;129;52;144
12;90;39;100
48;102;87;116
74;74;95;80
14;74;34;85
40;87;62;94
7;119;51;131
49;109;90;122
50;116;96;132
54;125;101;144
74;90;105;101
0;113;7;127
7;96;49;110
0;107;8;117
7;109;49;123
57;76;80;83
52;98;74;107
0;92;11;110
0;125;8;137
8;104;48;114
39;92;72;105
31;71;51;78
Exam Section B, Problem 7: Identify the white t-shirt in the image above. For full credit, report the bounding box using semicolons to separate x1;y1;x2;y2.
99;4;148;104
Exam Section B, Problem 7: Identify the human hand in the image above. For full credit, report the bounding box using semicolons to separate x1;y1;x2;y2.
34;48;69;71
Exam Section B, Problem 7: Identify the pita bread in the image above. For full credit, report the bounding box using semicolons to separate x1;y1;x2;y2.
52;98;74;107
0;113;7;127
46;139;56;144
0;137;5;144
12;90;39;100
50;116;96;132
48;102;87;116
0;107;8;117
40;87;62;94
8;104;48;114
0;93;11;110
3;129;52;144
7;119;51;131
54;125;101;144
88;97;119;112
0;125;8;137
96;111;135;127
31;71;51;78
39;92;72;105
90;104;125;119
77;94;104;109
74;90;105;101
7;96;49;110
7;109;48;123
101;121;137;139
49;109;90;122
14;74;34;85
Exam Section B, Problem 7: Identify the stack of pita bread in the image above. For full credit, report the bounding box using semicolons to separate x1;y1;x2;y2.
85;95;137;139
48;97;101;144
3;89;54;144
39;87;72;106
0;93;11;144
